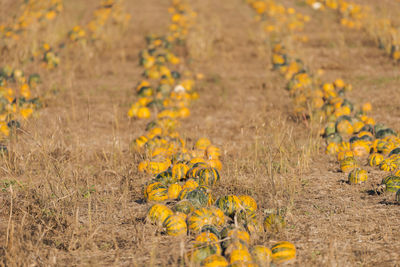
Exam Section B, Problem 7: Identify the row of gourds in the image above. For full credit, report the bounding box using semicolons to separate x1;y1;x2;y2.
246;0;400;201
305;0;400;61
131;0;296;266
0;0;63;41
0;0;130;144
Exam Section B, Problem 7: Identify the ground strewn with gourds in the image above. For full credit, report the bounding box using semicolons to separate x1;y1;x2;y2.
0;0;400;265
128;1;296;265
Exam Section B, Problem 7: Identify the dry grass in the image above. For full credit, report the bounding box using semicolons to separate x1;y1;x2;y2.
1;0;400;266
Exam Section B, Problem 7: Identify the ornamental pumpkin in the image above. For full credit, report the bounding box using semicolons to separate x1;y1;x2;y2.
146;159;171;175
201;254;229;267
190;157;207;166
376;128;397;139
389;148;400;157
251;245;272;265
163;214;187;236
201;225;221;239
168;183;182;199
194;232;219;247
206;145;221;159
207;159;223;171
380;159;397;172
348;168;368;184
182;179;199;190
175;211;188;221
243;215;263;235
215;195;242;217
173;200;195;215
351;140;371;157
271;241;296;264
373;139;389;153
186;166;205;179
378;175;400;193
147;204;173;226
339;157;358;173
336;118;353;135
263;213;285;232
172;163;190;180
198;167;220;186
368;153;384;167
238;195;257;212
224;240;248;259
229;249;252;264
145;182;169;202
155;170;176;185
210;206;226;227
187;208;217;233
187;245;221;264
337;150;355;161
181;186;213;207
223;228;251;248
326;142;339;155
137;106;151;119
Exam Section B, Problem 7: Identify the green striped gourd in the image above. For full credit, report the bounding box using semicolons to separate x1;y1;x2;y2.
340;157;358;173
187;208;217;233
368;153;384;167
271;241;296;264
163;214;187;236
238;195;257;211
379;175;400;193
348;168;368;184
197;167;220;186
144;182;169;202
171;163;190;180
147;204;173;226
380;159;398;172
215;195;242;217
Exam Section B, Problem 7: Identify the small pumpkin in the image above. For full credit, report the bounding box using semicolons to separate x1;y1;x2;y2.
155;170;176;185
147;204;173;226
271;241;296;264
215;195;242;217
163;214;187;236
182;179;199;190
145;182;169;202
339;157;358;173
172;163;190;180
379;175;400;193
380;159;398;172
173;199;195;215
187;245;221;264
348;168;368;184
368;153;384;167
251;245;272;266
337;150;355;161
238;195;257;212
193;232;219;247
198;167;220;186
229;249;252;264
168;183;182;199
201;254;229;267
187;208;218;233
